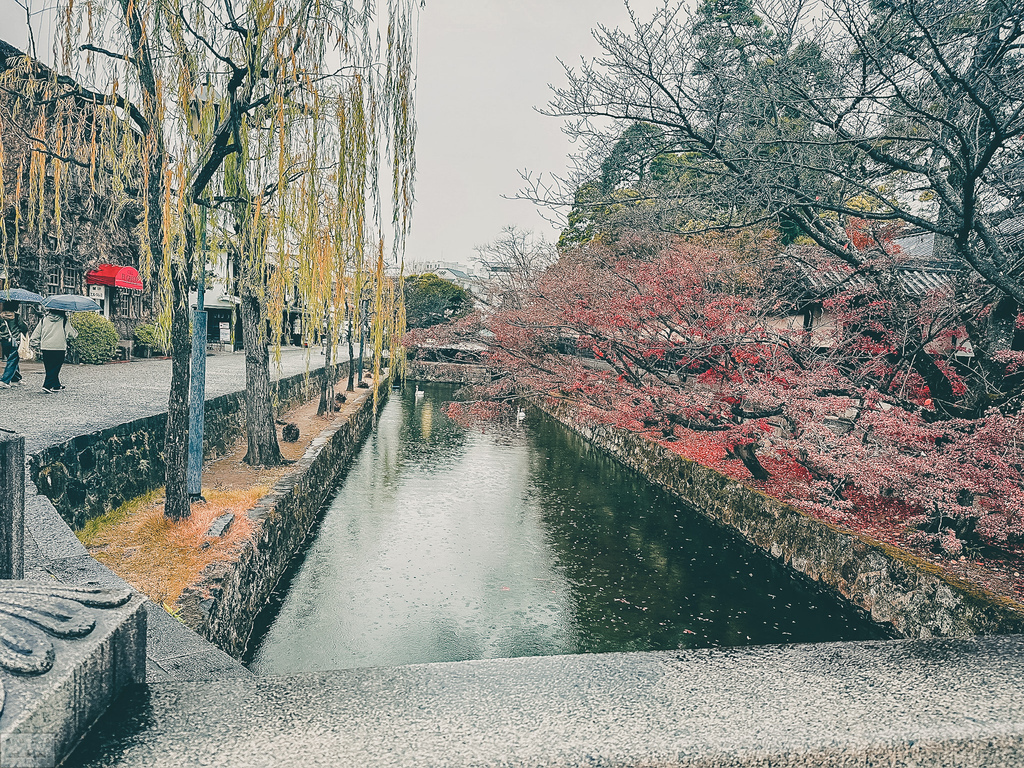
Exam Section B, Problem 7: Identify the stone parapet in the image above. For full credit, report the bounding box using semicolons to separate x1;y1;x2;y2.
0;582;145;768
68;635;1024;767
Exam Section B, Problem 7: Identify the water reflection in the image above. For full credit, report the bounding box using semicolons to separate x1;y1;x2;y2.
248;383;885;674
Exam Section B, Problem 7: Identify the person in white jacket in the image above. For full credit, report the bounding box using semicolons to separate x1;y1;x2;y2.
30;310;78;392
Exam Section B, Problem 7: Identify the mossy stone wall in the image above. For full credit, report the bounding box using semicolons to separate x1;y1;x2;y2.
541;399;1024;639
30;364;350;529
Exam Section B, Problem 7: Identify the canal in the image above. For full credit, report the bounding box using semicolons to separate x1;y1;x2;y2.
248;382;886;674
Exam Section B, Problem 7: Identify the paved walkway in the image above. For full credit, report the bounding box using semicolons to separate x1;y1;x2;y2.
1;346;350;452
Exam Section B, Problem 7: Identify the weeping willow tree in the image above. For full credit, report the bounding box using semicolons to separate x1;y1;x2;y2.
0;0;202;520
294;79;365;418
180;0;420;465
0;0;420;516
250;0;418;429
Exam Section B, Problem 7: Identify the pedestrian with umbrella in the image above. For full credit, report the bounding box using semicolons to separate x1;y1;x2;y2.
0;289;42;389
30;294;97;392
0;301;30;388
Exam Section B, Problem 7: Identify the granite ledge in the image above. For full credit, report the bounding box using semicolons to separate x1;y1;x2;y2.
72;634;1024;767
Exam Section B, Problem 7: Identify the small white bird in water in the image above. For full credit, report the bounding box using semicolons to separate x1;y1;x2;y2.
415;385;425;399
516;408;526;421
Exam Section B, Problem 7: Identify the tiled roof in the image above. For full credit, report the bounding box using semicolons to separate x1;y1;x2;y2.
798;264;956;299
893;231;935;260
996;216;1024;251
0;39;23;66
893;218;1024;262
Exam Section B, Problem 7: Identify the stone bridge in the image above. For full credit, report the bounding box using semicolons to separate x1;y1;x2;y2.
0;352;1021;767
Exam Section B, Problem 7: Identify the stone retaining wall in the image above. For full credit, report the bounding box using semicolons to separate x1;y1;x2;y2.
541;399;1024;639
407;360;490;385
176;384;388;657
29;364;349;529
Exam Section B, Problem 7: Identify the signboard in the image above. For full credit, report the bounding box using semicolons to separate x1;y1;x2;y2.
88;285;105;300
219;322;231;344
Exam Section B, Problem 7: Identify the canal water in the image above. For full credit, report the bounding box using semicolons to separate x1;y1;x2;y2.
248;383;886;674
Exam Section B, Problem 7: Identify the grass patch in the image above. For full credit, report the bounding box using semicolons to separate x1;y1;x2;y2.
78;485;267;606
77;491;160;548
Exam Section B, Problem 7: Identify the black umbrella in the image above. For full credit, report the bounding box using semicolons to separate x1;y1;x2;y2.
41;294;102;312
0;288;44;303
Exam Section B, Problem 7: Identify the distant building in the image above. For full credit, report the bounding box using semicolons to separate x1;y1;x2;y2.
0;39;148;337
403;259;479;277
188;247;240;347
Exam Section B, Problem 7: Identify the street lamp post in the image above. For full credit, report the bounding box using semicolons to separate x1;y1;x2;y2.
187;204;208;501
186;77;217;502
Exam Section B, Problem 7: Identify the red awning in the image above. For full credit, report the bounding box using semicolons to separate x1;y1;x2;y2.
86;264;144;291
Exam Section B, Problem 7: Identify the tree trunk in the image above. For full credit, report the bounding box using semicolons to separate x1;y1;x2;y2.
318;315;335;416
118;0;192;521
163;273;194;520
158;175;193;522
346;304;355;392
240;272;282;467
728;442;770;480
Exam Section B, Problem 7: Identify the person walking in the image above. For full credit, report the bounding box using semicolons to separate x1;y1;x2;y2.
0;303;29;388
30;309;77;393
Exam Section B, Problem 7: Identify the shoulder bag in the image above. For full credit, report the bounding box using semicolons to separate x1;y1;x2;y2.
18;331;33;360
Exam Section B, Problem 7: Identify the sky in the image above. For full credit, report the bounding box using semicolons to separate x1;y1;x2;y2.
408;0;659;268
0;0;662;268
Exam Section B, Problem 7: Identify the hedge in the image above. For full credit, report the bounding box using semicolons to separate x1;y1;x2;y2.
132;322;168;355
70;312;118;364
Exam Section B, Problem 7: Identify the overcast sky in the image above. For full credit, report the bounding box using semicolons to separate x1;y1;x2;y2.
410;0;660;268
0;0;661;268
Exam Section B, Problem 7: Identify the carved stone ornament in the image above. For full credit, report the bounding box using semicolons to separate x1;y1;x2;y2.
0;583;132;714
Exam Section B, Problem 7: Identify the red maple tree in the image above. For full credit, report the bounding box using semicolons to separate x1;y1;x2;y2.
407;234;1024;555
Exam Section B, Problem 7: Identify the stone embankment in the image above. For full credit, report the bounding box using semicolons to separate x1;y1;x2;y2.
540;398;1024;639
29;366;342;529
14;352;371;680
176;383;387;657
28;355;387;660
406;359;489;385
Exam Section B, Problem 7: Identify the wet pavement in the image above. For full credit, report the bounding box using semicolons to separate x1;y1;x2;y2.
73;634;1024;767
0;347;342;452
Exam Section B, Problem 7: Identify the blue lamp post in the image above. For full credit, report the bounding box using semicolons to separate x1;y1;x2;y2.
187;78;217;502
187;206;209;501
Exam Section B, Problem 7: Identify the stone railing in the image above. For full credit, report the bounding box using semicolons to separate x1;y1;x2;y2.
0;430;146;768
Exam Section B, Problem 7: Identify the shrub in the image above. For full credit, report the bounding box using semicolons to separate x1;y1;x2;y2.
133;322;168;355
69;312;118;364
